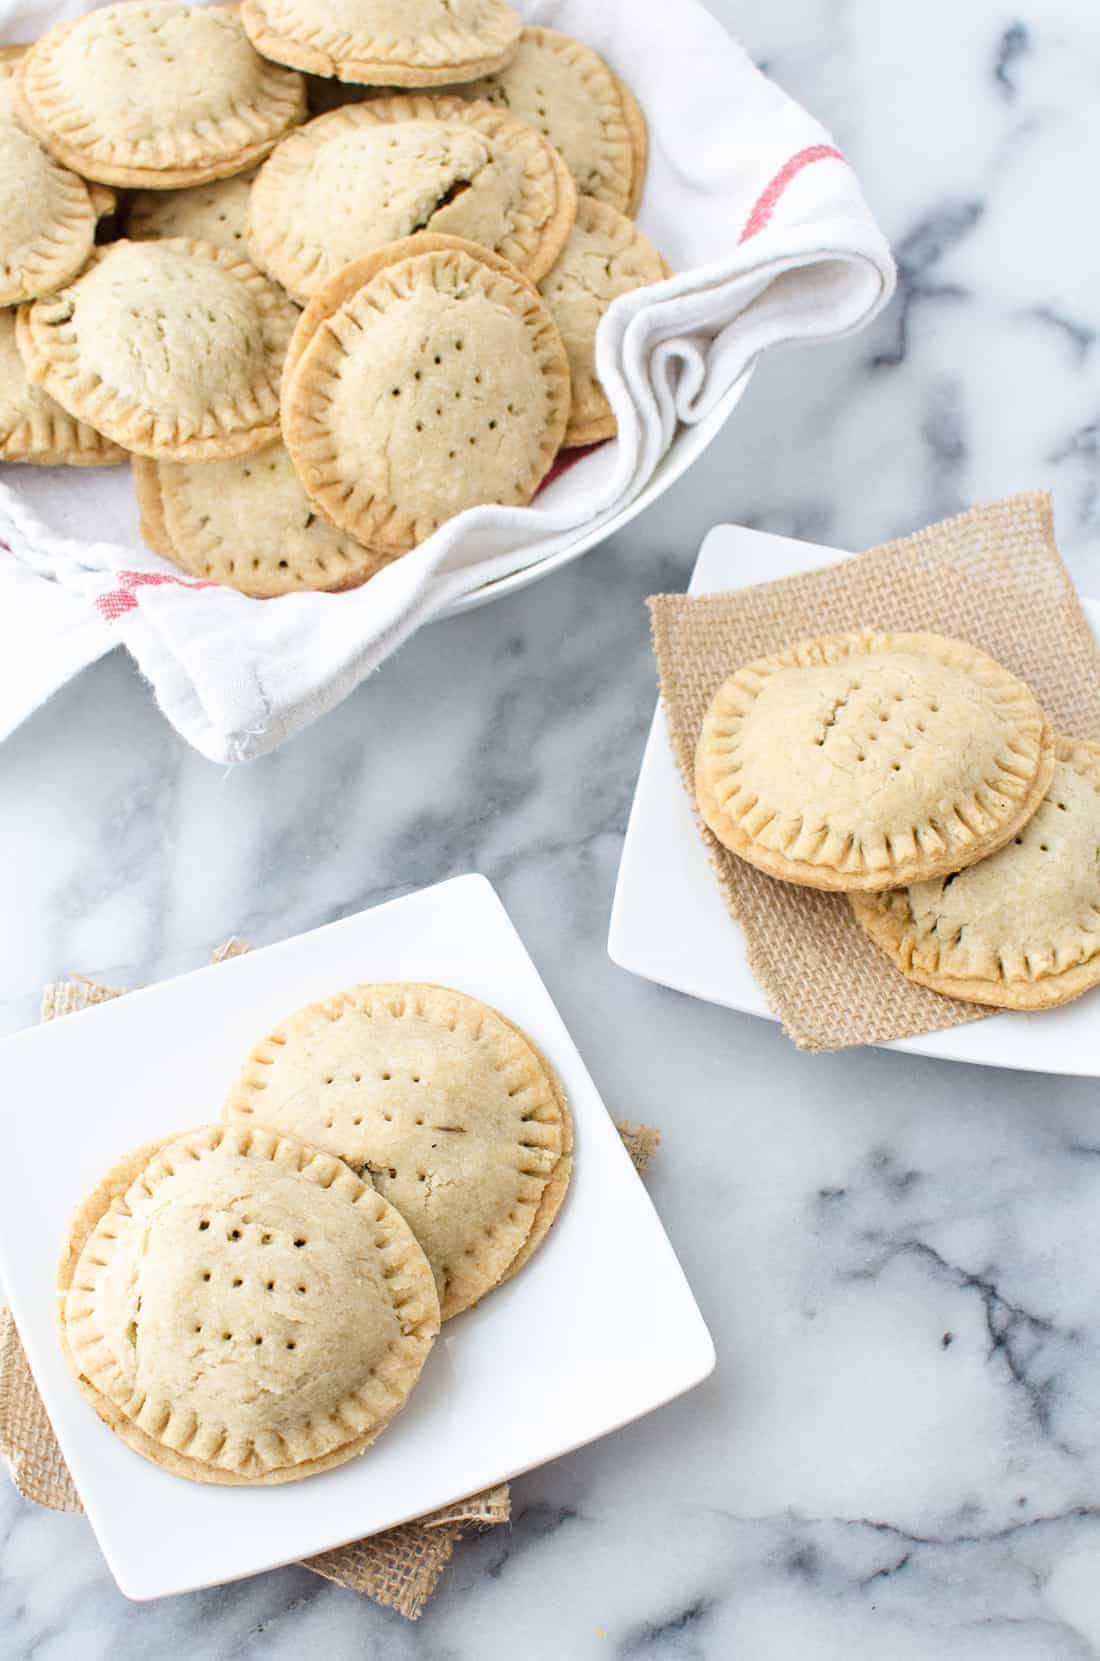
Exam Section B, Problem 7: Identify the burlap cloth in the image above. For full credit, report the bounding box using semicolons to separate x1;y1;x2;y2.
0;944;660;1619
650;492;1100;1050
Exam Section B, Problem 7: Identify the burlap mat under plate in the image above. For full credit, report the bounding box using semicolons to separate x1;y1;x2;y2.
650;492;1100;1050
0;944;659;1619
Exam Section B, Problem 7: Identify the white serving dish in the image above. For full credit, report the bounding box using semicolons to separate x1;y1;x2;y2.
0;874;713;1599
441;380;748;616
609;525;1100;1076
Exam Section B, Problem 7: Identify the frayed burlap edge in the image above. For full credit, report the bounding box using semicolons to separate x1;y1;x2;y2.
0;1309;83;1513
0;944;658;1619
649;492;1100;1050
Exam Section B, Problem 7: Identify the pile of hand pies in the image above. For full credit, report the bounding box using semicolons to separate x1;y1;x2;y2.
1;0;668;596
696;629;1100;1013
59;981;572;1485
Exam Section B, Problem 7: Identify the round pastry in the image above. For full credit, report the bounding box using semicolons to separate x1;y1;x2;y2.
248;95;576;303
851;736;1100;1009
454;27;644;216
695;631;1055;892
18;238;299;462
224;982;571;1319
240;0;522;88
134;443;399;596
538;196;668;447
58;1123;440;1485
15;2;306;189
0;308;126;466
614;72;649;217
126;171;258;257
0;53;110;306
281;234;570;552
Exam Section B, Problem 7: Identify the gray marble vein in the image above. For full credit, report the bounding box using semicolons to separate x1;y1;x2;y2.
5;0;1100;1655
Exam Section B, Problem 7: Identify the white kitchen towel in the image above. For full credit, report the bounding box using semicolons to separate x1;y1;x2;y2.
0;0;895;762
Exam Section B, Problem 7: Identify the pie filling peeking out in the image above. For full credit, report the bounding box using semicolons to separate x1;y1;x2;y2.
695;630;1054;893
247;94;577;303
851;736;1100;1010
444;25;642;216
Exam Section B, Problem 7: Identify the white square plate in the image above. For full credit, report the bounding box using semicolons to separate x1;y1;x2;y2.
0;875;713;1600
609;526;1100;1076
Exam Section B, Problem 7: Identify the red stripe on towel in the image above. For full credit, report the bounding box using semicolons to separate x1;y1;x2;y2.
94;590;139;621
116;570;218;591
94;568;217;621
540;443;604;491
740;145;846;243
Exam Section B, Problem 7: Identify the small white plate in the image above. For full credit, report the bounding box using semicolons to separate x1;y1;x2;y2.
609;526;1100;1075
0;875;713;1600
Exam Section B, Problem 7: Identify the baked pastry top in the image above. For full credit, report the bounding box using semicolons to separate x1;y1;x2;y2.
15;1;305;189
851;736;1100;1008
59;1123;439;1484
281;235;570;552
248;94;576;302
18;237;298;462
134;443;398;597
695;631;1054;891
0;54;105;306
241;0;522;88
225;982;570;1319
538;195;668;447
453;26;641;215
0;307;126;466
126;171;258;256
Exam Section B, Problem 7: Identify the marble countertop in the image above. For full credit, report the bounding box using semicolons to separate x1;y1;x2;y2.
5;1;1100;1656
